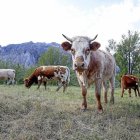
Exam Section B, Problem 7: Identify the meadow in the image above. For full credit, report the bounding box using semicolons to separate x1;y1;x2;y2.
0;85;140;140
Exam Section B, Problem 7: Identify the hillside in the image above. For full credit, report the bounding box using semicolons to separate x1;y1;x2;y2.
0;41;61;68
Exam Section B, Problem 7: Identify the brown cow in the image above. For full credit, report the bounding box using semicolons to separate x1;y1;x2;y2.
61;34;116;113
121;75;140;97
24;66;70;92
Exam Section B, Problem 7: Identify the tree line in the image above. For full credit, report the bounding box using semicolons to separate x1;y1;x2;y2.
106;30;140;84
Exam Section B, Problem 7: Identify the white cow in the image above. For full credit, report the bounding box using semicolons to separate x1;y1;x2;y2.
0;69;16;85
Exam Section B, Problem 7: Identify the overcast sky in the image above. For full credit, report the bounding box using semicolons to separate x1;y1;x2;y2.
0;0;140;49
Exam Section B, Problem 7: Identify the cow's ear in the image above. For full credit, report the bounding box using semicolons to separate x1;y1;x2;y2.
90;42;101;51
61;41;72;51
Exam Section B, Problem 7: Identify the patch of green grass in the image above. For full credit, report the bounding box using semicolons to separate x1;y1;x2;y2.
0;85;140;140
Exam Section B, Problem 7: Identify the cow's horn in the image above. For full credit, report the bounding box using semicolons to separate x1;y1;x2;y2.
90;34;98;42
62;34;73;42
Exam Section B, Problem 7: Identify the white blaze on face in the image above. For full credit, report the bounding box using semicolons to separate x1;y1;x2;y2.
71;37;91;70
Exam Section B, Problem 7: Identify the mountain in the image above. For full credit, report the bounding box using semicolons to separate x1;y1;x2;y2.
0;41;63;68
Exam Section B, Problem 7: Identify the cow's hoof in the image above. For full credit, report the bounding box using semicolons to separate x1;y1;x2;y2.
81;106;87;112
110;99;114;104
104;101;108;104
98;109;103;114
81;108;87;112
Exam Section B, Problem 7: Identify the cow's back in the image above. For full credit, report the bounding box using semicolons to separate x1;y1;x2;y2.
121;75;139;89
0;69;15;78
89;50;116;81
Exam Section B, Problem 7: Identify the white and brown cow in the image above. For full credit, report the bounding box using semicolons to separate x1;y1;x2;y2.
24;66;70;92
61;34;116;113
0;69;16;85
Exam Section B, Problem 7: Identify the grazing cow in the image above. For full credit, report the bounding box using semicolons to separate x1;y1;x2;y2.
121;75;140;97
0;69;16;85
24;66;70;92
61;34;116;113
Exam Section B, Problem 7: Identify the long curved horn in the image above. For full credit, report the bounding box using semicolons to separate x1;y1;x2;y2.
90;34;98;42
62;34;73;42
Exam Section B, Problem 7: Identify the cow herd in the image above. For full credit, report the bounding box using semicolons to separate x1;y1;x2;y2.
0;34;139;113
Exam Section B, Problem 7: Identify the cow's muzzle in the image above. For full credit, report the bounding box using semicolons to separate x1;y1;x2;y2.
73;56;87;72
74;62;84;69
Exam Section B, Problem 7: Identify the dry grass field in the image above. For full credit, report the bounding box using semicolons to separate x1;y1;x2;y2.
0;85;140;140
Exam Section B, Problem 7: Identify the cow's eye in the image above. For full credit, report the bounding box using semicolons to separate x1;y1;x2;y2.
71;48;75;55
85;48;90;55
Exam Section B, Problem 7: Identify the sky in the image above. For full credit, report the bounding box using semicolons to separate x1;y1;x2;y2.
0;0;140;49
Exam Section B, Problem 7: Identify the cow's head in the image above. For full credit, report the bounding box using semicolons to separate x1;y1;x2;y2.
24;78;31;88
24;76;38;88
61;34;100;72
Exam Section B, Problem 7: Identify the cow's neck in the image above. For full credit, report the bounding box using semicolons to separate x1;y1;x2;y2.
87;52;99;77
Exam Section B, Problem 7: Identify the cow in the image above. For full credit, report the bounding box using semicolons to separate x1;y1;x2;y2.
121;75;140;97
61;34;116;113
24;65;70;92
0;69;16;85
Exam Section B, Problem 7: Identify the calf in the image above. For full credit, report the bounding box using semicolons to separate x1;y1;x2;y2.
121;75;140;97
61;34;116;113
24;66;70;92
0;69;16;85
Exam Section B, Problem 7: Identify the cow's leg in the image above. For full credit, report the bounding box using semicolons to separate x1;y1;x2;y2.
95;79;103;113
128;88;131;97
56;82;63;91
109;76;115;104
121;88;124;97
43;81;47;90
7;78;12;85
37;80;42;89
133;88;137;97
81;85;87;111
11;78;15;85
102;81;108;103
62;83;67;93
136;86;140;97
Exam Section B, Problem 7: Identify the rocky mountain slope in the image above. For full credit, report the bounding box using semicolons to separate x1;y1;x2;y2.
0;41;61;68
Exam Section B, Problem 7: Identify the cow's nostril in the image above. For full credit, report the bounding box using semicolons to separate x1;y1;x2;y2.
81;63;84;67
74;64;77;67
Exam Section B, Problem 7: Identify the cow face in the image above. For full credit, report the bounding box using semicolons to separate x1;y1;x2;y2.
24;78;31;88
24;77;37;88
61;34;100;72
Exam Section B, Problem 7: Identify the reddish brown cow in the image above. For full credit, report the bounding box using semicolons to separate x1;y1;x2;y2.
61;34;116;113
24;66;70;92
121;75;140;97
